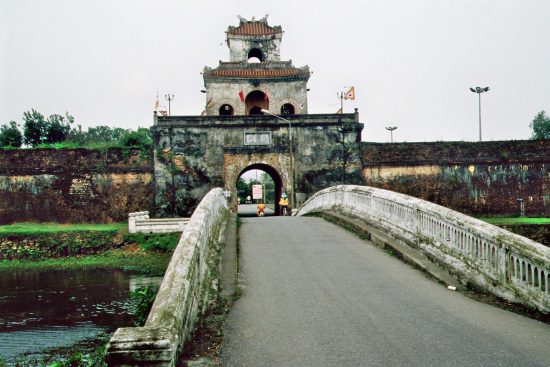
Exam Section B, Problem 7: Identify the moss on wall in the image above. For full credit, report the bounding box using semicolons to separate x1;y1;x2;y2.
361;140;550;217
0;148;154;224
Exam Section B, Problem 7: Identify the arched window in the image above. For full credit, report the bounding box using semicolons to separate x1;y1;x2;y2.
245;90;269;115
248;48;263;62
219;104;234;116
281;103;295;115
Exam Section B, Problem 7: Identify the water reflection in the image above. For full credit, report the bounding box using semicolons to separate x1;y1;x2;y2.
0;269;156;362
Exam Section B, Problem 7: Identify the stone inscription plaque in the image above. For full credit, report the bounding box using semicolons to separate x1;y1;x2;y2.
244;132;272;146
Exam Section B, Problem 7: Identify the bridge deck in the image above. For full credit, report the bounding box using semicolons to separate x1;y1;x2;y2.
220;216;550;367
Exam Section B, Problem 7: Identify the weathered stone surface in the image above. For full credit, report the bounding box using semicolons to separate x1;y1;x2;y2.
128;211;189;234
106;188;229;366
296;185;550;313
0;148;153;224
361;140;550;216
203;17;309;116
152;113;363;216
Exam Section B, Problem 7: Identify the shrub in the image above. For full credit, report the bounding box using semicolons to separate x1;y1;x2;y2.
123;232;180;253
130;287;158;326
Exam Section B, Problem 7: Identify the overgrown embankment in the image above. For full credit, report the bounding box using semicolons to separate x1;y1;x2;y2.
0;223;180;275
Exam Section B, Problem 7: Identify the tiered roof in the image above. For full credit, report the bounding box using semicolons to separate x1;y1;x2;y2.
227;17;282;36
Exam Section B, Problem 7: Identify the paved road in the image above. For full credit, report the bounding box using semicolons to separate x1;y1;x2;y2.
238;204;276;217
220;216;550;367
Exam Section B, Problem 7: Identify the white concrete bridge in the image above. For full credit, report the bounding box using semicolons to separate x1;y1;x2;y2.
106;186;550;366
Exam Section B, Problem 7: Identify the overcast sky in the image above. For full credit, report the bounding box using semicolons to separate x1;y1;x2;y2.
1;0;549;142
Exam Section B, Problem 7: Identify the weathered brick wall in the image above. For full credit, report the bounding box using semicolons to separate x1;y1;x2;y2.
0;148;154;224
361;140;550;216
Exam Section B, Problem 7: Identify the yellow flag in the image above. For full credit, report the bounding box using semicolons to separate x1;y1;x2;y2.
344;86;355;100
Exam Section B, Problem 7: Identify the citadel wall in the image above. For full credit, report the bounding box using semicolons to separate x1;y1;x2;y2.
361;140;550;216
0;148;153;224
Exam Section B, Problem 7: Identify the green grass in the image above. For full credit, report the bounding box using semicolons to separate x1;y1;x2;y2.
0;222;127;234
0;250;171;275
478;217;550;225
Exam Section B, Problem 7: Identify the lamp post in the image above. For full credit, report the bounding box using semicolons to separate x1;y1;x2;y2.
470;86;490;141
385;126;397;143
261;108;295;212
165;94;175;116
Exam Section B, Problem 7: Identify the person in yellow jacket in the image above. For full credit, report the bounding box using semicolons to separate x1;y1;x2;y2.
279;193;289;215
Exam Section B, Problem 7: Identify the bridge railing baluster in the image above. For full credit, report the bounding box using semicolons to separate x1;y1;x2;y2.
295;185;550;313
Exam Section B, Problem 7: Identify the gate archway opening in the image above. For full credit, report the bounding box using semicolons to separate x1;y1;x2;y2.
245;90;269;115
236;164;283;217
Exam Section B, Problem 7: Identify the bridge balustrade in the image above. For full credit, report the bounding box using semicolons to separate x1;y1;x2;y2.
296;185;550;312
106;188;230;366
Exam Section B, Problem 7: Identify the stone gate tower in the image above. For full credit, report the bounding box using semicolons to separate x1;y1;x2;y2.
152;16;363;217
202;15;310;117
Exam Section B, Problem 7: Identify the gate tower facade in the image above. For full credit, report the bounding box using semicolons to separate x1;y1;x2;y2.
152;16;363;216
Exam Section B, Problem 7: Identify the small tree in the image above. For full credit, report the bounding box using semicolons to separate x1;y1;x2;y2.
0;121;23;148
530;110;550;140
45;112;73;144
23;109;47;146
118;127;153;149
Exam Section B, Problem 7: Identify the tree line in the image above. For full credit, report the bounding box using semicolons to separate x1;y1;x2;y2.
1;108;548;149
0;109;152;149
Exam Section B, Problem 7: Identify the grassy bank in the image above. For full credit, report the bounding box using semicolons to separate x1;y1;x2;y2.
0;222;181;274
478;217;550;225
478;217;550;247
0;249;173;276
0;222;127;234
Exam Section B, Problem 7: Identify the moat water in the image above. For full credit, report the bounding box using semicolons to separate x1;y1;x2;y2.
0;269;158;362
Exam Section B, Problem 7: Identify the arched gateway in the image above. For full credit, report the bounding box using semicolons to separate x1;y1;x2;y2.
232;163;284;213
151;16;363;217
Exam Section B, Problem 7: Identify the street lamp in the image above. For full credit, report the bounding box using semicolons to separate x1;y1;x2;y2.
470;86;490;141
385;126;397;143
165;94;175;116
261;108;295;212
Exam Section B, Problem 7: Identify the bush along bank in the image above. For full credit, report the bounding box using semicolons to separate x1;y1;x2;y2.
0;231;121;260
0;231;181;261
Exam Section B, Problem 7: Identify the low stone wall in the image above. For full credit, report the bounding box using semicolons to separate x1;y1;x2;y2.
105;188;229;366
128;211;189;233
296;185;550;313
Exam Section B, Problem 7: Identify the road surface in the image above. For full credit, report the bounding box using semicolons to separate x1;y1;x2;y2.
220;216;550;367
238;203;276;217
